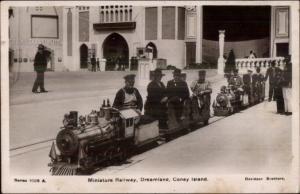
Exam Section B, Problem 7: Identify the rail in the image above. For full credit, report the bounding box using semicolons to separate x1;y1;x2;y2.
235;57;285;73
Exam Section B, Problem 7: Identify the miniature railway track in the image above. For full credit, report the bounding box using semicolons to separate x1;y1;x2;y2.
9;114;228;158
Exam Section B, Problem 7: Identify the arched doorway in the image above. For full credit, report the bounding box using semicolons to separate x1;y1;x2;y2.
80;44;88;69
103;33;129;71
146;42;157;59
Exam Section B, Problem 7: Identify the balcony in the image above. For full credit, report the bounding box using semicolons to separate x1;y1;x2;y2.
93;22;136;31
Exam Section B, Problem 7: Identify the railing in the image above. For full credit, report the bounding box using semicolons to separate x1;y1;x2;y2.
235;57;285;73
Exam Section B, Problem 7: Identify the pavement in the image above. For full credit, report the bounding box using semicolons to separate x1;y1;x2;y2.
9;70;222;149
7;70;292;175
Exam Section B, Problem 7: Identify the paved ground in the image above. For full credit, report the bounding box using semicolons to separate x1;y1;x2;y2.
8;70;292;175
10;101;292;175
9;70;222;149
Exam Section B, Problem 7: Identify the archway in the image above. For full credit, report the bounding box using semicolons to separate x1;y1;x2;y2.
146;42;157;59
103;33;129;71
80;44;88;69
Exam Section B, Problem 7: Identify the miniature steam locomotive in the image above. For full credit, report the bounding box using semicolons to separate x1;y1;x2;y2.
49;100;159;175
49;96;211;175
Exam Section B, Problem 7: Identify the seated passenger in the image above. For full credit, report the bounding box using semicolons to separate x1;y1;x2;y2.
166;68;190;119
145;68;168;128
113;74;143;111
190;70;212;121
228;69;243;89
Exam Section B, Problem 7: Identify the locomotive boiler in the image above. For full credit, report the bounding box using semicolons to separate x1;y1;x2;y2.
49;100;159;175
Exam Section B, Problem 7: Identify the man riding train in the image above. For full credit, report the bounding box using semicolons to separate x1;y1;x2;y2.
190;70;212;124
114;68;213;130
113;74;143;111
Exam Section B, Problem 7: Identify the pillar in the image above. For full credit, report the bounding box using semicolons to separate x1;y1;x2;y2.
195;6;203;63
218;30;225;74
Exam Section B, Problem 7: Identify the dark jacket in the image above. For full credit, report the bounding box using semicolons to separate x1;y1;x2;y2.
33;51;50;72
252;73;264;86
166;79;190;101
265;67;281;84
113;87;143;111
145;81;167;116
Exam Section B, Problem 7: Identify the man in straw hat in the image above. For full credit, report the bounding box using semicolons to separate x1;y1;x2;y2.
145;68;168;128
113;74;143;111
32;44;51;93
190;70;212;123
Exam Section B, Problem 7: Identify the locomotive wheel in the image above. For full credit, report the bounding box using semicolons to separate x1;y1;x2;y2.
118;148;128;162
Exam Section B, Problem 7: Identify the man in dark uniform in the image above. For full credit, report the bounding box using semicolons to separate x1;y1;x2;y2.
91;55;96;72
274;69;284;114
145;68;168;128
32;44;51;93
113;74;143;111
265;60;281;101
166;68;190;119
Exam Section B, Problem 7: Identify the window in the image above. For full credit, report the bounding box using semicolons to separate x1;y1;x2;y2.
177;7;185;40
31;15;59;38
162;7;175;39
115;10;119;22
100;11;104;23
145;7;158;40
110;11;114;22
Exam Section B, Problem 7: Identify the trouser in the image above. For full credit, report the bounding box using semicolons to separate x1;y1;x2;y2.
275;87;284;113
282;87;292;113
268;83;275;100
32;72;45;91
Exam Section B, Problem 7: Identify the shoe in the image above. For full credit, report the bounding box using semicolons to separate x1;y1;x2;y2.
40;90;48;93
268;99;272;102
32;90;39;93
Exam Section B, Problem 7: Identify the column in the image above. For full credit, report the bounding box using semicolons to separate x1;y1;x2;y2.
195;6;203;63
218;30;225;74
157;7;162;40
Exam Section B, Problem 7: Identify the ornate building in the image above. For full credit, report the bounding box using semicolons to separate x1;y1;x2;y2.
9;5;291;72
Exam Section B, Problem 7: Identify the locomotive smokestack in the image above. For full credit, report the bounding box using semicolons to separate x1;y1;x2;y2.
69;111;78;127
107;99;110;107
102;100;106;107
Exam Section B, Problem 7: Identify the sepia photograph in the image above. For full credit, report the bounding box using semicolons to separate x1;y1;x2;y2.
1;1;299;193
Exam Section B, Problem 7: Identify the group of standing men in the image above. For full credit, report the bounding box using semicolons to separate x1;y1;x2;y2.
265;56;292;115
227;56;292;115
112;68;212;128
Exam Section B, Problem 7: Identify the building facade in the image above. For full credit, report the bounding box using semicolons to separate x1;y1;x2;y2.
9;5;291;72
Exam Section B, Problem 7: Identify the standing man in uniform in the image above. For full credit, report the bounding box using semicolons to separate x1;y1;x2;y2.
166;68;190;119
265;60;281;101
91;55;96;72
113;74;143;111
32;44;51;93
145;68;168;128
